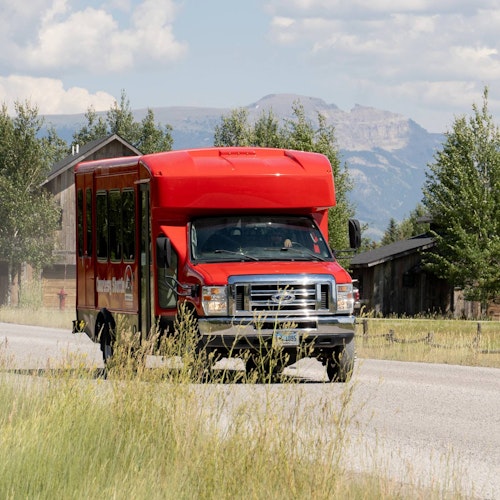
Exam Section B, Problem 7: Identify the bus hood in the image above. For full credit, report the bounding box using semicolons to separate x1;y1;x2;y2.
191;260;352;285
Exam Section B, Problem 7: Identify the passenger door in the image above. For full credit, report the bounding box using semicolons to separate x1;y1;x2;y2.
76;172;95;309
139;183;153;336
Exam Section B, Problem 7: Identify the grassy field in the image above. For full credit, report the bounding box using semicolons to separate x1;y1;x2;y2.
0;318;465;500
0;306;74;330
0;307;487;497
0;368;427;499
356;317;500;368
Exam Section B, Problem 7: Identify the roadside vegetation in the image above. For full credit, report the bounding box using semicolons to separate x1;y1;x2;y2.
356;315;500;368
0;364;417;499
1;304;499;371
0;315;466;500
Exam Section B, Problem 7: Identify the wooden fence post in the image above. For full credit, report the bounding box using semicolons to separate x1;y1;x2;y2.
474;322;482;348
387;329;394;343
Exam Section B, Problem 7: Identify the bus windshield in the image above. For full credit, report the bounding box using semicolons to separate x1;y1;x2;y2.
190;215;333;262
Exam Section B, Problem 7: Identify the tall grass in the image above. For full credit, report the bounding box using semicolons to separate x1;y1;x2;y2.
0;331;402;500
0;309;472;498
0;373;379;499
356;317;500;368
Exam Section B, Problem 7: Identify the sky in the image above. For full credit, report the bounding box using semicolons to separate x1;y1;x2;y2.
1;0;500;133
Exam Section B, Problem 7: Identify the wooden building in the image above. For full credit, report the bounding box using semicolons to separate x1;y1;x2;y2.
349;235;453;316
349;234;495;318
40;135;141;309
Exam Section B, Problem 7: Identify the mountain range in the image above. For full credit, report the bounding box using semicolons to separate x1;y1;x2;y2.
43;93;445;240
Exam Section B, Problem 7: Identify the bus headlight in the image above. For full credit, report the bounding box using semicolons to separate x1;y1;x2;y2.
336;283;354;313
202;286;228;315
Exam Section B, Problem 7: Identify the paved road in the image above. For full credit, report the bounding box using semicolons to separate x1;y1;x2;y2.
0;322;498;498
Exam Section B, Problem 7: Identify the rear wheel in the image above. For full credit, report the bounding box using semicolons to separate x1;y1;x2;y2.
95;309;116;364
325;340;355;382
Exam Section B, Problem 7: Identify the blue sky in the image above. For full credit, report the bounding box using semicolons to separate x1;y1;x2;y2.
1;0;499;133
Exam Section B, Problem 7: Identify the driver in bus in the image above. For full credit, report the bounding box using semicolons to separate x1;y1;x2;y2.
271;230;292;249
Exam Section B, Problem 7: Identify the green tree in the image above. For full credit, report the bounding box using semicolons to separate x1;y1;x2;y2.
214;108;282;148
137;108;174;154
71;106;108;147
0;101;61;305
106;90;140;145
253;110;282;148
280;103;354;250
381;204;430;245
42;125;70;163
72;90;173;154
313;112;354;251
397;204;429;239
423;88;500;304
381;218;400;245
213;108;252;146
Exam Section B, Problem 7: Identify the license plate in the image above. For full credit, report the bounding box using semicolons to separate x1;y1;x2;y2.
274;331;299;346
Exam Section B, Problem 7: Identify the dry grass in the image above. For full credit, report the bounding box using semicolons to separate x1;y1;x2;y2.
0;307;473;499
0;307;73;330
0;320;390;500
356;317;500;368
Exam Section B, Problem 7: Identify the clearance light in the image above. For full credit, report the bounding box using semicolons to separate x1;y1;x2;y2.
336;283;354;313
202;286;228;315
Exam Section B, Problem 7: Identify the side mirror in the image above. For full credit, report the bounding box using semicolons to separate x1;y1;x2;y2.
156;236;172;267
348;219;361;249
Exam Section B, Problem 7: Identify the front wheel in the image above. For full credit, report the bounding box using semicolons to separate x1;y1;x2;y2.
245;354;281;383
325;340;355;383
244;348;294;383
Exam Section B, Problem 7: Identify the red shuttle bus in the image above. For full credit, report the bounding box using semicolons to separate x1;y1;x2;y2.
74;147;360;381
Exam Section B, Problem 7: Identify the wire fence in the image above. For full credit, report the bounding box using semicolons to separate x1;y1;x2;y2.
359;319;500;354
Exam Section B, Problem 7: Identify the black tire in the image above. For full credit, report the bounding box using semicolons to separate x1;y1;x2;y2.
245;352;283;383
95;309;116;364
325;340;355;382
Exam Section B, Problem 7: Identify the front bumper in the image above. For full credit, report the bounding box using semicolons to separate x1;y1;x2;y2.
198;315;355;354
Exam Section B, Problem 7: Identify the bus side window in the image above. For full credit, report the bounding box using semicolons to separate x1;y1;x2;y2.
122;189;135;261
96;192;108;260
109;190;122;262
77;189;84;257
86;188;92;256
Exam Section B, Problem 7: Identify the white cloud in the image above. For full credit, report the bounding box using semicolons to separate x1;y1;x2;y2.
259;1;500;132
266;1;500;122
1;0;188;73
0;75;116;114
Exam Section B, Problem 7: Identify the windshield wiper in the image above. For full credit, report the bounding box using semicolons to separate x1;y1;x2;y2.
280;244;327;261
214;249;259;261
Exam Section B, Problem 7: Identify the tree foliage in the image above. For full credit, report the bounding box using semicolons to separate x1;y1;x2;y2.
72;90;173;154
213;102;355;251
253;110;282;148
380;204;430;245
0;101;61;304
423;88;500;303
213;108;253;147
72;107;108;147
137;109;174;154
